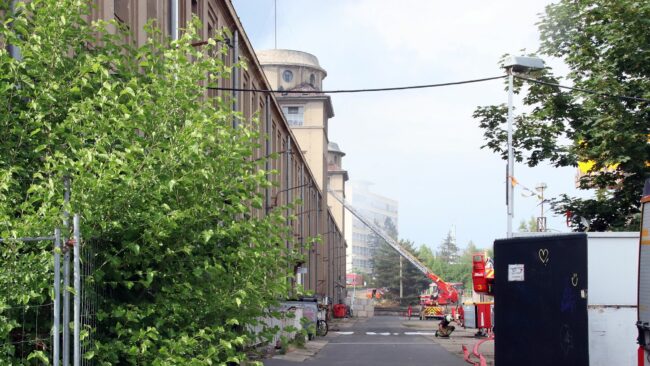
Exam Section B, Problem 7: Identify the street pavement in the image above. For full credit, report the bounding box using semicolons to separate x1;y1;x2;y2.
263;316;470;366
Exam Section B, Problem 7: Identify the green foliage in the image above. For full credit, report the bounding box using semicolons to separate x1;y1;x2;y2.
0;1;300;364
369;219;428;302
437;230;459;264
518;216;539;232
473;0;650;231
418;241;482;292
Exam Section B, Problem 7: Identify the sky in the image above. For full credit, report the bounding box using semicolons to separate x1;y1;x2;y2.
232;0;587;252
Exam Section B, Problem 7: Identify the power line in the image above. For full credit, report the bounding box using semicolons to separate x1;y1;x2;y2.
515;75;650;103
207;75;507;94
209;74;650;102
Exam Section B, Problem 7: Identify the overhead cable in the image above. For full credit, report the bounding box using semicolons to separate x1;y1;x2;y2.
515;75;650;103
209;74;650;102
208;75;507;94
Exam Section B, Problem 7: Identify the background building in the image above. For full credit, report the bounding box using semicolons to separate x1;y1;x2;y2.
345;181;399;275
256;49;333;193
327;141;348;234
257;48;346;301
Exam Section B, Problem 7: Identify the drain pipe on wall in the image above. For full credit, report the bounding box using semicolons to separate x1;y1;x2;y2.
9;0;22;60
232;30;239;127
170;0;178;40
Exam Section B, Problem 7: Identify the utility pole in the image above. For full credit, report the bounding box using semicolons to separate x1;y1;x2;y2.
399;255;404;304
536;182;547;232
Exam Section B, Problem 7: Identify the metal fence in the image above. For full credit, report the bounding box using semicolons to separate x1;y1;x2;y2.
0;213;87;366
248;307;304;348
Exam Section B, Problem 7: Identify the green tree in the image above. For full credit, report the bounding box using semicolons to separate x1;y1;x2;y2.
0;1;300;364
473;0;650;232
420;241;483;293
438;230;459;264
369;218;428;302
418;245;436;265
518;216;539;232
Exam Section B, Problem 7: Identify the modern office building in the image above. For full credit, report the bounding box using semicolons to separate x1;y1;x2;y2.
345;181;399;275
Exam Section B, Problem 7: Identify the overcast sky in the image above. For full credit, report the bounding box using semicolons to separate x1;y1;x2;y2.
232;0;586;252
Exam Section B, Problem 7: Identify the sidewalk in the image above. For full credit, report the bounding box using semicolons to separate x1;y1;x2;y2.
402;319;494;366
268;317;367;362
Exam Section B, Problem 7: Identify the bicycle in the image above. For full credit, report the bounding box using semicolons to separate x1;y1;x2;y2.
316;304;329;336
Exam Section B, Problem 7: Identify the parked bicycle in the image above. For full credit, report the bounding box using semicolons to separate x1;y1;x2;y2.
316;304;328;336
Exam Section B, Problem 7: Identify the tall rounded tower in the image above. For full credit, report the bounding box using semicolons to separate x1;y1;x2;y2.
256;49;327;92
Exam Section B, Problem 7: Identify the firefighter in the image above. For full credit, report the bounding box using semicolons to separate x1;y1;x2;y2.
435;315;455;338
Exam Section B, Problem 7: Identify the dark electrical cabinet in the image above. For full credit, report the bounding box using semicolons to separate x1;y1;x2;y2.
494;234;589;366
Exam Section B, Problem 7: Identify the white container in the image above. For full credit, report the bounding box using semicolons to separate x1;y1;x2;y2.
463;304;476;328
587;232;639;366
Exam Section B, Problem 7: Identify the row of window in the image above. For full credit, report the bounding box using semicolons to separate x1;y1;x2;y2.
352;232;373;244
352;258;372;269
352;194;398;214
352;245;373;257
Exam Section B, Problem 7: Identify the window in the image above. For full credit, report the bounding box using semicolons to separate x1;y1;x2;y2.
310;74;316;86
283;70;293;82
282;106;304;126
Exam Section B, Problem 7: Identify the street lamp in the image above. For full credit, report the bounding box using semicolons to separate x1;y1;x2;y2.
503;56;545;238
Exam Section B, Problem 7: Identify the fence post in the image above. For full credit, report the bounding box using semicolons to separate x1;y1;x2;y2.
63;177;71;366
73;214;81;366
54;228;61;366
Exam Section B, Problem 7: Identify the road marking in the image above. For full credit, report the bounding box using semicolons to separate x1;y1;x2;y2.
329;342;434;345
357;331;437;336
336;331;354;335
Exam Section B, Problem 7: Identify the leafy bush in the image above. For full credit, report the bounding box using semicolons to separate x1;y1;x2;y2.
0;0;300;364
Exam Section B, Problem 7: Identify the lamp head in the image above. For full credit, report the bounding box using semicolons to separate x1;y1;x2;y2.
503;56;545;73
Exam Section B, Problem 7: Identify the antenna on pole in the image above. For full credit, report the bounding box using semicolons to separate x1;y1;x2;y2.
274;0;277;49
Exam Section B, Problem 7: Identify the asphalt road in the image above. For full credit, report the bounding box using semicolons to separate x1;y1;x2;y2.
263;316;468;366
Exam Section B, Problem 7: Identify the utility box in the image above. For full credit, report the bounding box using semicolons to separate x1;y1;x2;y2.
495;232;640;366
463;304;477;329
495;233;589;366
476;302;493;329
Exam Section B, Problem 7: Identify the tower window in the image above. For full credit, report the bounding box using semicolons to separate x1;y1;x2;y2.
310;74;316;86
282;106;304;126
283;70;293;82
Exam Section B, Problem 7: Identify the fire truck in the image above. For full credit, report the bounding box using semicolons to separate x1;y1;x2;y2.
329;191;459;319
419;281;463;319
472;253;494;296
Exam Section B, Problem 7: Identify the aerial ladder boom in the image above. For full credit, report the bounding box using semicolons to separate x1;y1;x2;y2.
328;190;458;304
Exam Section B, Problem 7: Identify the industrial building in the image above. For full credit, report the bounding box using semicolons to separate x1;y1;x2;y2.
91;0;346;303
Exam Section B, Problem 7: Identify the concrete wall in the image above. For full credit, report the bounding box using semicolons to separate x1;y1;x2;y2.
346;296;375;318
